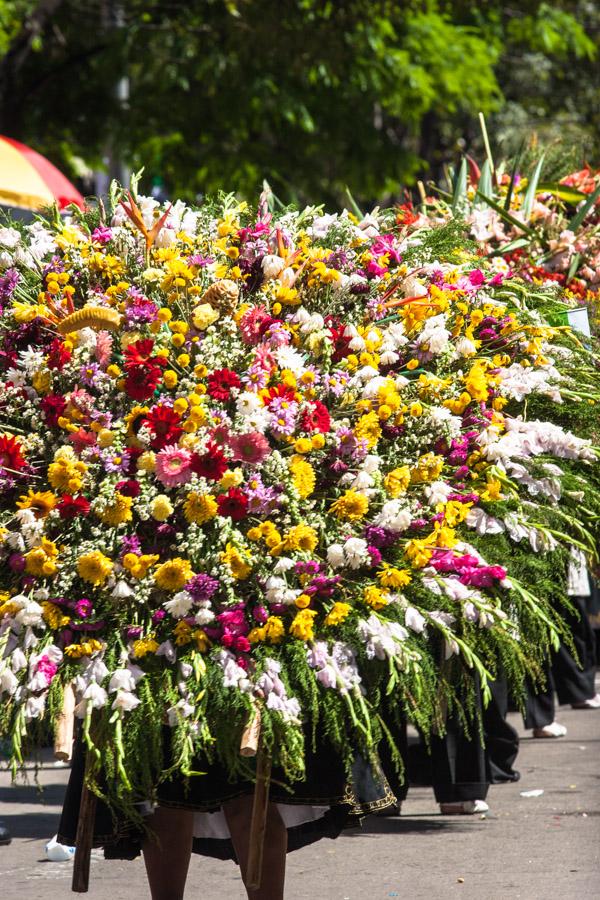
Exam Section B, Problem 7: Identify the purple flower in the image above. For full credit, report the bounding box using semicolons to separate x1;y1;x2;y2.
0;268;19;303
305;575;341;598
121;534;142;557
269;398;298;437
367;546;382;566
79;362;103;387
364;525;397;549
185;573;219;602
152;609;166;625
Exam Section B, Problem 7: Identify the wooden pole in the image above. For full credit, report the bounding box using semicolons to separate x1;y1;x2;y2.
72;755;97;892
54;683;75;762
240;703;272;892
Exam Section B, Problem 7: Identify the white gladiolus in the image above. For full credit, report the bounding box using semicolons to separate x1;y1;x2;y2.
24;694;47;721
156;640;176;663
0;667;18;696
112;580;135;599
109;669;137;693
111;690;141;713
14;599;44;627
405;607;426;633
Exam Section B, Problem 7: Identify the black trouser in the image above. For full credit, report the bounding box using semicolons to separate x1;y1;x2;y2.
430;674;519;803
524;594;597;729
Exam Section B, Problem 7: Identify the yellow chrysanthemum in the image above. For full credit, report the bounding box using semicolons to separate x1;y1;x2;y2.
377;566;412;589
154;558;194;592
16;490;57;519
64;639;103;659
289;456;316;498
42;601;71;629
137;451;156;473
363;585;389;610
221;543;251;580
151;495;174;521
289;609;318;641
24;538;59;576
97;492;133;526
77;550;113;585
132;636;160;658
284;524;318;553
47;458;87;493
324;602;352;626
383;466;411;498
354;411;382;448
184;492;218;525
330;489;369;521
122;553;159;580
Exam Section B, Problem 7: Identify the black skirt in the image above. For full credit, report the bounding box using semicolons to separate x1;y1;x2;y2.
57;728;395;861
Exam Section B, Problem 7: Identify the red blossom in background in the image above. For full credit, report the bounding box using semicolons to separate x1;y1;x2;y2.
207;368;241;401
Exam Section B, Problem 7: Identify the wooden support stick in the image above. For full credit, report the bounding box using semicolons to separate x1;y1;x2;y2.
246;745;272;892
54;683;75;762
72;762;97;892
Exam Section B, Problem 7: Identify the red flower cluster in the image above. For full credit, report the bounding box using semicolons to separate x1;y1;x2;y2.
207;368;241;402
46;338;72;371
40;394;67;426
123;339;167;401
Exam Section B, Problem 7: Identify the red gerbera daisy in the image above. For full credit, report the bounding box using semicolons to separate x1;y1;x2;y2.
144;404;183;450
57;495;91;520
207;368;241;402
124;338;158;370
0;434;26;474
124;364;163;401
217;487;248;521
191;443;229;481
301;400;331;434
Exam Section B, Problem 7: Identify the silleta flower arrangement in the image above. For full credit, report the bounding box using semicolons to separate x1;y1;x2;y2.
0;186;599;815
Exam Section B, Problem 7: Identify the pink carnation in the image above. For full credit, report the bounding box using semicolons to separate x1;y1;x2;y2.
155;444;193;487
228;431;271;465
35;656;58;687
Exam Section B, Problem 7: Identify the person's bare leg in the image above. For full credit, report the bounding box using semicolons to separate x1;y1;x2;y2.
142;806;194;900
223;795;287;900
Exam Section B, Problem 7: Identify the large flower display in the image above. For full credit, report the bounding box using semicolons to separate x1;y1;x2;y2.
0;187;599;814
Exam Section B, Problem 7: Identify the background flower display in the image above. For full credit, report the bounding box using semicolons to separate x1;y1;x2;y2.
0;183;599;818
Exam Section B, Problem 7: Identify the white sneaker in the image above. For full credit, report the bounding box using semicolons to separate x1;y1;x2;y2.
532;721;567;738
572;693;600;710
45;835;75;861
439;799;489;815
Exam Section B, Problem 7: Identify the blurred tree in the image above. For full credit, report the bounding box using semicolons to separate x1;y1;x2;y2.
0;1;596;205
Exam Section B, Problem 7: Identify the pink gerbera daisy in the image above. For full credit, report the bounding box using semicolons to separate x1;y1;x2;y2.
155;444;193;488
228;431;271;465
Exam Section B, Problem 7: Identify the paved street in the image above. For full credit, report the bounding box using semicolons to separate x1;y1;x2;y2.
1;699;599;900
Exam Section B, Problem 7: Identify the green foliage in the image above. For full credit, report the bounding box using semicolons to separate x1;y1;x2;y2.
2;1;596;206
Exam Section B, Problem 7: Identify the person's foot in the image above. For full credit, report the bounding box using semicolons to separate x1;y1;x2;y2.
439;799;489;815
532;721;567;738
571;693;600;710
0;821;11;846
45;835;75;861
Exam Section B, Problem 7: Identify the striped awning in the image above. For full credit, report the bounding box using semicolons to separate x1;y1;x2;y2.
0;135;84;211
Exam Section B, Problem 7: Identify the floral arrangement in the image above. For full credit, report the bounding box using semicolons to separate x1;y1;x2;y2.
420;154;600;337
0;184;599;816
